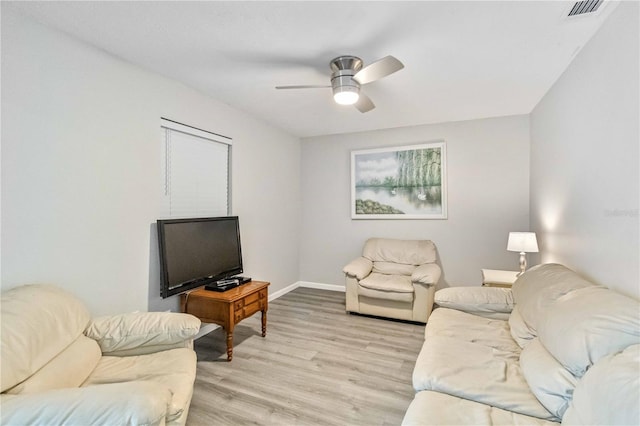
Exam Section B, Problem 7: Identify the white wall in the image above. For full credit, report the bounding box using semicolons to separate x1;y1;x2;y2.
1;9;301;315
530;2;639;299
300;115;531;288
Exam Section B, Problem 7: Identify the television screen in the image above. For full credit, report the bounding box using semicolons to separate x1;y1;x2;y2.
157;216;243;298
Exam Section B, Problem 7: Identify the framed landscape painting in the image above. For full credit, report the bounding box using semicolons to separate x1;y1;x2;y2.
351;142;447;219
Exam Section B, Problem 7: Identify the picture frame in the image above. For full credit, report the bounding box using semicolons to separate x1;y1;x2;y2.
351;142;447;219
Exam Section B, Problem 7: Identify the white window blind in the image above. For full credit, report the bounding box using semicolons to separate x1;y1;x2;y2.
160;119;231;218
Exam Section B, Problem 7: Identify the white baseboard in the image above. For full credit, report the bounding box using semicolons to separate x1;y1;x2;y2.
268;281;300;301
268;280;345;300
298;281;345;292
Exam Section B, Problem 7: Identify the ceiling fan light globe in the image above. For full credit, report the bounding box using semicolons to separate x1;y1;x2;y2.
333;86;359;105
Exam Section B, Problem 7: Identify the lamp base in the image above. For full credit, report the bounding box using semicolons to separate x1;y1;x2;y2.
518;252;527;276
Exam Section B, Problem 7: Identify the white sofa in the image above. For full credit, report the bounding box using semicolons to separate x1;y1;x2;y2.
343;238;441;323
403;263;640;425
1;284;201;426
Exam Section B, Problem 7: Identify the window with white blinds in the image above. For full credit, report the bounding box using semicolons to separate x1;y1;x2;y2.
160;119;231;218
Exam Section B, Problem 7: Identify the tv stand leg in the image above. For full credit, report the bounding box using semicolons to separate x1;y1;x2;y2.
261;310;267;337
225;326;234;361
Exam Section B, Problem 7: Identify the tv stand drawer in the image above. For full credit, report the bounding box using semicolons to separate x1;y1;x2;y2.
242;299;265;319
235;298;267;322
236;289;266;310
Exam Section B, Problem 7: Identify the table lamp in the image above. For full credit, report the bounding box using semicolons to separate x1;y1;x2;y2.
507;232;539;275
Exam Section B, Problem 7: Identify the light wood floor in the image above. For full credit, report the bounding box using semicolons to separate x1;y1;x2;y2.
187;287;425;426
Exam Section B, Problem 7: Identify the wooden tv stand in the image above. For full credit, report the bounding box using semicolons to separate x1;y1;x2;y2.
180;281;269;361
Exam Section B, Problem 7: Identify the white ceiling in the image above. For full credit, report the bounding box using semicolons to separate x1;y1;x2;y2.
6;1;617;138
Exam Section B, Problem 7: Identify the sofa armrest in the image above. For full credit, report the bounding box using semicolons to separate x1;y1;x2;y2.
343;257;373;280
435;287;514;315
85;312;201;356
1;381;171;426
412;263;441;285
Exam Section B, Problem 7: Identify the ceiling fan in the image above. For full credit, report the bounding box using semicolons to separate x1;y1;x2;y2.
275;55;404;113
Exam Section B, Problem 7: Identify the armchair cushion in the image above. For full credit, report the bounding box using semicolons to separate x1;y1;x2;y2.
363;238;437;265
359;273;414;303
1;381;172;426
359;273;414;293
373;261;416;276
85;312;201;356
342;257;373;280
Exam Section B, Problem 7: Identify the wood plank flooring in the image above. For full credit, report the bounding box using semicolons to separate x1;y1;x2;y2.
187;287;425;426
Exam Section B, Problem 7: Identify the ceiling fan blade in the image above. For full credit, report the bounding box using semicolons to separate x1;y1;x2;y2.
275;85;331;90
353;55;404;85
354;93;375;113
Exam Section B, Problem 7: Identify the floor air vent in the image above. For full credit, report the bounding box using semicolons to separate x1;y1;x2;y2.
567;0;604;17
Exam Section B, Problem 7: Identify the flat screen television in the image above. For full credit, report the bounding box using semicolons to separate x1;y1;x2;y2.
157;216;244;298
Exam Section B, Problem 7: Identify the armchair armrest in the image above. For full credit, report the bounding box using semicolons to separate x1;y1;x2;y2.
412;263;441;285
1;381;171;426
343;257;373;280
85;312;201;356
435;287;514;316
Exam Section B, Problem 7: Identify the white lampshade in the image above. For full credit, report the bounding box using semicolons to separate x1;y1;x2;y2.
507;232;539;253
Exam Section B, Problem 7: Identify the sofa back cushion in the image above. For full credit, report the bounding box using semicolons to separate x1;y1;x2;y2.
372;261;417;276
510;264;596;343
363;238;436;269
537;286;640;377
1;284;91;392
4;335;101;395
508;305;537;348
519;338;578;421
562;344;639;425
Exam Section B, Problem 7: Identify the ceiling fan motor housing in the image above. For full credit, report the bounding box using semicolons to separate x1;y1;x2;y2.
330;56;362;103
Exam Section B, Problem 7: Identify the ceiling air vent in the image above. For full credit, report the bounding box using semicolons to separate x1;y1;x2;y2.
567;0;604;17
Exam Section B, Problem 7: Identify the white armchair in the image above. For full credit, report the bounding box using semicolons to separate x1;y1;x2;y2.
1;284;201;426
343;238;441;323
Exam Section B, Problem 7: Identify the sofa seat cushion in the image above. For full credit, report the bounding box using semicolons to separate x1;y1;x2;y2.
414;309;554;420
412;334;553;420
358;273;414;303
425;308;520;353
1;381;172;426
402;391;560;426
82;348;196;423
